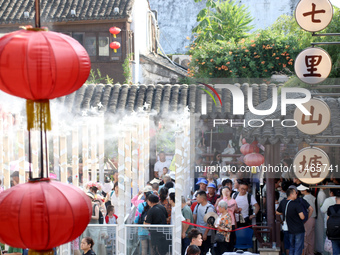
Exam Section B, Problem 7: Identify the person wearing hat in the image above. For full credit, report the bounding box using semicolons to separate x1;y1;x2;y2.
297;184;316;255
276;185;305;255
207;183;218;206
193;190;215;254
192;178;208;199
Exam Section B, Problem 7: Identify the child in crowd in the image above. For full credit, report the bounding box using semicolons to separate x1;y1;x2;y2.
105;205;118;224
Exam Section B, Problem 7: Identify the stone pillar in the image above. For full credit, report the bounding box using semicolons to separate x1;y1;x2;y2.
265;142;280;246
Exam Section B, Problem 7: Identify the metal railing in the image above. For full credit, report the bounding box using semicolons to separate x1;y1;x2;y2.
56;224;175;255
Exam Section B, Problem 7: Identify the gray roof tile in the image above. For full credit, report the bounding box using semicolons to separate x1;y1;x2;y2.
0;0;134;24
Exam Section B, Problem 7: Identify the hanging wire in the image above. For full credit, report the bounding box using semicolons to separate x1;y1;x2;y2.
35;0;41;28
28;131;32;180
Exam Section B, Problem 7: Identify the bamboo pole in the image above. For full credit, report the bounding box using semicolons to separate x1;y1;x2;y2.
131;128;138;196
124;130;132;214
117;135;125;254
82;123;89;186
174;133;184;254
98;117;105;184
144;116;149;182
18;127;25;184
3;136;10;189
7;114;13;161
0;119;3;186
60;135;67;183
53;132;60;180
72;125;79;187
32;131;39;178
90;121;97;182
138;120;145;188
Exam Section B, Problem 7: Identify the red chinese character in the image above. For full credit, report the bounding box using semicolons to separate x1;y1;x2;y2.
303;3;326;23
303;55;322;77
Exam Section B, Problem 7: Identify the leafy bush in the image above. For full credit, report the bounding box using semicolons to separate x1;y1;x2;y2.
193;0;254;43
187;30;300;79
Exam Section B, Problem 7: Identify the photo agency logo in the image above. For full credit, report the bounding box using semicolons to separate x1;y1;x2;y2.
199;83;312;128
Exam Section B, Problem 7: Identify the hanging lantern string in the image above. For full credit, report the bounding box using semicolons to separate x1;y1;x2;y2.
28;131;32;180
39;104;44;179
35;0;41;28
45;130;48;179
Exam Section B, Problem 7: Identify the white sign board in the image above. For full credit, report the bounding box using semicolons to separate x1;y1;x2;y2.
293;147;329;184
295;47;332;84
295;0;333;32
294;98;331;135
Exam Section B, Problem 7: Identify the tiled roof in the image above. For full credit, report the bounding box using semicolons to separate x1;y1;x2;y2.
242;95;340;145
0;0;134;24
54;83;283;119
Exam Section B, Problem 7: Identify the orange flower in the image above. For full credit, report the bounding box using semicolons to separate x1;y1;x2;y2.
286;56;290;60
210;59;214;62
230;70;232;72
218;67;221;70
278;63;281;65
209;73;212;75
285;45;290;49
226;62;230;65
245;49;249;52
261;61;265;64
254;52;257;55
229;51;233;55
243;66;246;68
251;44;256;47
263;45;266;49
220;47;224;49
264;70;268;72
198;46;202;49
202;62;205;65
190;47;194;50
272;53;276;56
186;36;190;40
276;57;279;59
283;64;287;68
196;59;199;61
251;40;255;43
242;46;246;49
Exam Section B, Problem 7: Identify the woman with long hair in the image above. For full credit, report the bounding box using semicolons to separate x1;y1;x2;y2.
159;187;171;224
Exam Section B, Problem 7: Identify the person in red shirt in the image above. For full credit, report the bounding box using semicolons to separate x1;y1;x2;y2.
105;205;118;224
207;183;218;205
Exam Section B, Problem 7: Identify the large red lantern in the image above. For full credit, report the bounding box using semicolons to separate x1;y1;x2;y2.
0;27;91;131
110;41;121;53
0;179;92;250
109;26;121;38
244;152;265;166
240;143;259;155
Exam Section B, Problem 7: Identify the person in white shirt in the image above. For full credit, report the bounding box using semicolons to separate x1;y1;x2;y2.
154;151;171;179
321;189;337;228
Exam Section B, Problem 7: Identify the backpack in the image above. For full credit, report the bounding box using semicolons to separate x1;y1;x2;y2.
138;203;149;224
195;203;215;215
297;197;309;223
93;204;104;224
233;192;253;216
326;206;340;240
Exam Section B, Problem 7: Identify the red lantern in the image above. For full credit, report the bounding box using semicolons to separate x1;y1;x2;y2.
244;152;265;166
0;27;91;131
240;143;259;155
109;27;121;38
0;179;92;250
110;41;121;53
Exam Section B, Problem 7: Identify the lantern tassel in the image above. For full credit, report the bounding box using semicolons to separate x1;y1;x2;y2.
114;49;117;53
28;249;54;255
26;100;51;131
113;34;116;38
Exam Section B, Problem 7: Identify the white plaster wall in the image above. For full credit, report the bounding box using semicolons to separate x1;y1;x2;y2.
149;0;300;54
131;0;150;83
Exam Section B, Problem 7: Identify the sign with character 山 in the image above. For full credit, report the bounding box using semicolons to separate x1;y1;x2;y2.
295;0;333;32
293;147;330;184
294;98;331;134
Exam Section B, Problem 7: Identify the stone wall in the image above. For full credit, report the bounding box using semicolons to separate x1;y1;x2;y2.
149;0;299;54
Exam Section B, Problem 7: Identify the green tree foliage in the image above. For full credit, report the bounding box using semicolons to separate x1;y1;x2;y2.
193;0;254;43
187;6;340;79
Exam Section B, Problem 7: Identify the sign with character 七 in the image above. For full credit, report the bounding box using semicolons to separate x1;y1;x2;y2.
295;0;333;32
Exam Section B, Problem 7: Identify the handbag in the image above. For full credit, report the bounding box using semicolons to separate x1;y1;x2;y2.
215;233;225;242
282;200;291;231
324;237;333;253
